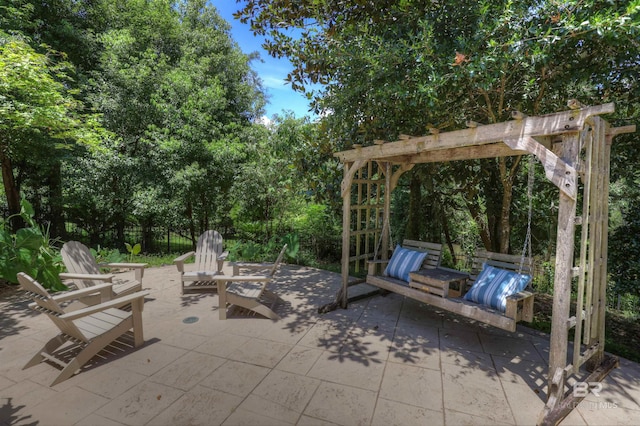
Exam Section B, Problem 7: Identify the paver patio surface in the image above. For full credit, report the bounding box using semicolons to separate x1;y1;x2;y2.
1;264;639;425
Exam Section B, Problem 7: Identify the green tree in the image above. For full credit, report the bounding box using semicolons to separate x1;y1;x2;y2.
59;0;265;247
0;0;108;237
0;32;101;230
145;0;266;242
236;0;640;253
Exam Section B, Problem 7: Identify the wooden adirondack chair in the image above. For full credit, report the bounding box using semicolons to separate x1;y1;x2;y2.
214;244;288;320
60;241;146;303
18;272;149;386
173;230;229;294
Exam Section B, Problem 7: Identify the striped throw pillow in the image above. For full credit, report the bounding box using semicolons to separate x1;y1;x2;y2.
463;264;531;312
384;245;428;282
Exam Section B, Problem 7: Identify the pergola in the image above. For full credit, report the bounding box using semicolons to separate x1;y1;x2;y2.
328;102;635;425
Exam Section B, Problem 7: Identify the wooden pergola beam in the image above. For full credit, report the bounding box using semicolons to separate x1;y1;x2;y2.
380;142;529;164
334;103;614;163
504;136;577;200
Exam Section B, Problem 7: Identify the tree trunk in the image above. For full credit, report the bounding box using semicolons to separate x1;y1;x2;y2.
496;156;522;254
187;200;196;250
48;162;66;239
0;146;23;231
440;203;457;265
466;198;492;250
497;157;513;253
141;217;154;252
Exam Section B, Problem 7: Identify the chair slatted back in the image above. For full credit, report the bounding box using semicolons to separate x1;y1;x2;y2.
194;230;224;271
402;240;443;269
470;250;533;283
61;241;103;288
18;273;87;342
269;244;288;277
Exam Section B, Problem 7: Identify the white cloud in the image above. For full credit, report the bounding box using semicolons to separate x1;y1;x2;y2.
255;115;274;127
262;75;289;91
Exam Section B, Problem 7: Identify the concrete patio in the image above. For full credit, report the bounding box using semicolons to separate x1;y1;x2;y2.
1;264;639;425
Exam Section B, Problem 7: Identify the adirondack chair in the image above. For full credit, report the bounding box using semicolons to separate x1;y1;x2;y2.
18;272;149;386
214;244;287;320
60;241;146;303
173;230;229;294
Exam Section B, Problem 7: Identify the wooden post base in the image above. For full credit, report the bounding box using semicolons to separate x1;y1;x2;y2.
538;355;619;426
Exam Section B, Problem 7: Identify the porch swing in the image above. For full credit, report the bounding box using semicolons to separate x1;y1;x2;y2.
365;210;534;332
363;155;537;333
328;102;635;425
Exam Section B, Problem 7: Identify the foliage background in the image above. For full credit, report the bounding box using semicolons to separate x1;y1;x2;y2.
0;0;639;311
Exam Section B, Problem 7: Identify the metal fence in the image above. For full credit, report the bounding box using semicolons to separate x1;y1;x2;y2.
64;223;199;254
63;223;343;260
62;223;637;314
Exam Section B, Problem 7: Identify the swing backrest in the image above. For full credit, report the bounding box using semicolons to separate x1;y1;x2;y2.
401;240;443;269
470;250;533;284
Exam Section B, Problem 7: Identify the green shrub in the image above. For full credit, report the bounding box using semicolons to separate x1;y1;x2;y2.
0;200;65;290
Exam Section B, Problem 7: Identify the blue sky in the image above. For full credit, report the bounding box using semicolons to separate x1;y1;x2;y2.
212;1;316;120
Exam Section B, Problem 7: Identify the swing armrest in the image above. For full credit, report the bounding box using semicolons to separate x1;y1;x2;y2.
507;291;533;302
367;259;389;276
505;291;535;322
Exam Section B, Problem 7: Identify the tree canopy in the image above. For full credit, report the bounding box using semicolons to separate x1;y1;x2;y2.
236;0;640;254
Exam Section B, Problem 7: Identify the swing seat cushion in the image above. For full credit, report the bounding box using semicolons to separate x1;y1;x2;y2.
384;245;428;282
463;264;531;312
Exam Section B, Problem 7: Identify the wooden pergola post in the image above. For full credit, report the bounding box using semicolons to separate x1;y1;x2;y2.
325;103;635;424
382;162;392;262
545;131;580;415
339;161;355;308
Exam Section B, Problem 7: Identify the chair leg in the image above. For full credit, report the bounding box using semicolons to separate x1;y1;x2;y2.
24;334;67;370
250;303;280;320
218;281;228;320
228;296;280;320
131;297;144;347
50;320;132;386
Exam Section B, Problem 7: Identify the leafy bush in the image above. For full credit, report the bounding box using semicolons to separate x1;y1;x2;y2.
125;242;142;261
533;261;555;295
89;246;127;264
609;199;640;298
292;203;341;261
0;201;65;290
227;235;300;263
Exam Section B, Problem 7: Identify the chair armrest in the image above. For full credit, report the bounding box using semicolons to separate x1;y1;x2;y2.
59;290;150;320
102;262;148;269
174;251;195;273
210;274;270;283
231;262;271;275
59;273;115;282
102;262;147;281
29;283;115;308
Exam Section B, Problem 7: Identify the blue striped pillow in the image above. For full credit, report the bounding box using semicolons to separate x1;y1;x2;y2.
463;264;531;312
384;245;428;282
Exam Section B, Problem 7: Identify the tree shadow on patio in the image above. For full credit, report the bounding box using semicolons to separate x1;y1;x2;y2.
0;397;38;426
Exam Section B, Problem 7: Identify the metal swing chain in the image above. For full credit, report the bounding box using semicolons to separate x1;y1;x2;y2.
373;218;386;261
519;154;535;276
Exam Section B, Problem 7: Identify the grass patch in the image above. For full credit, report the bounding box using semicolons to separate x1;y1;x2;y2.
136;253;184;267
